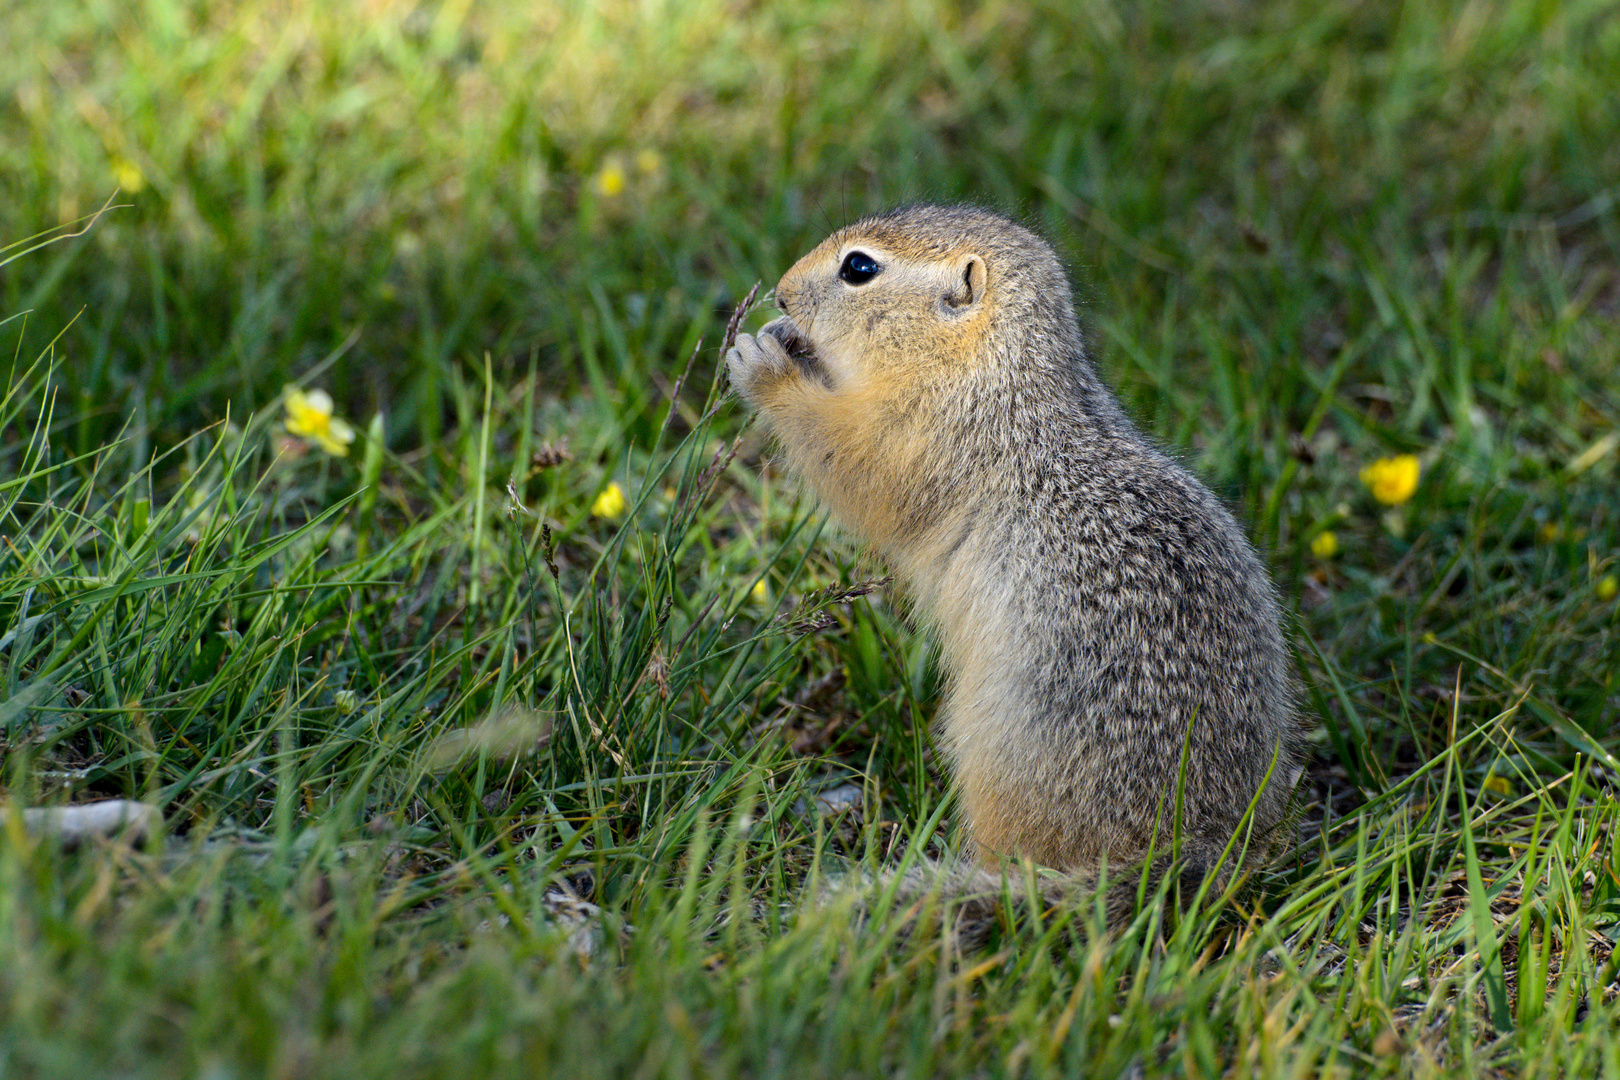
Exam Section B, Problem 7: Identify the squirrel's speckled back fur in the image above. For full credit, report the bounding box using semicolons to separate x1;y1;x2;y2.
725;204;1306;929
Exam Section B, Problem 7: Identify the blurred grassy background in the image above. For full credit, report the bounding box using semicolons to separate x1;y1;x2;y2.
3;0;1620;1074
8;0;1616;446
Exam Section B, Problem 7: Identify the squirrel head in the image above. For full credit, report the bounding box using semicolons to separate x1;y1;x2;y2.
767;204;1079;390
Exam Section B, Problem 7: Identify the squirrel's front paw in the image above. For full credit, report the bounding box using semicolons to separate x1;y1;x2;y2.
725;323;798;404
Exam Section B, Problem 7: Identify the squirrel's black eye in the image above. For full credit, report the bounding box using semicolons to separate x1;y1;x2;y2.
838;250;881;285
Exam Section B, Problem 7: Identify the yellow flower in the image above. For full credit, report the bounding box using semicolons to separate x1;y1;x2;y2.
750;579;769;604
110;155;145;194
593;161;627;199
1310;531;1339;559
1360;454;1420;506
591;481;627;519
1599;575;1618;602
283;387;355;456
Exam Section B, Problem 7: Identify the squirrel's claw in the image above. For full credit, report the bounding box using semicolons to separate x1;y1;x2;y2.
725;330;795;403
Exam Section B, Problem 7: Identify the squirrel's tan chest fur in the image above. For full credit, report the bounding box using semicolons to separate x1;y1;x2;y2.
727;204;1304;878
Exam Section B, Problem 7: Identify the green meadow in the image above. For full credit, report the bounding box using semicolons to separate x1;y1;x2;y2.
2;0;1618;1074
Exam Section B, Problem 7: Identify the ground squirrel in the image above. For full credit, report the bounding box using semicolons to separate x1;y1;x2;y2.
726;204;1306;932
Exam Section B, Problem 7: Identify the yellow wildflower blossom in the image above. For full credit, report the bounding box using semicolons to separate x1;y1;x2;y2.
1599;575;1618;602
1310;531;1339;559
591;481;627;519
593;160;627;199
750;579;769;604
111;155;145;194
283;387;355;456
1360;454;1420;505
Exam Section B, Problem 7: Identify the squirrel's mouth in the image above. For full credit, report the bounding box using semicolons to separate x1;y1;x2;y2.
762;317;818;369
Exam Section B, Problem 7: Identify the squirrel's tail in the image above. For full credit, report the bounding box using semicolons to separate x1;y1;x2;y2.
842;851;1238;951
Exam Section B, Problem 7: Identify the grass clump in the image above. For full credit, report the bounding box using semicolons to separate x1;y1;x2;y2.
3;0;1620;1076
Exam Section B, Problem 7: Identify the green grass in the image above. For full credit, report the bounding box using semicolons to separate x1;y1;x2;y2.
2;0;1619;1075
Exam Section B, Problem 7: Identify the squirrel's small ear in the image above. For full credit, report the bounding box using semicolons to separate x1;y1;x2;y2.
943;255;987;311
